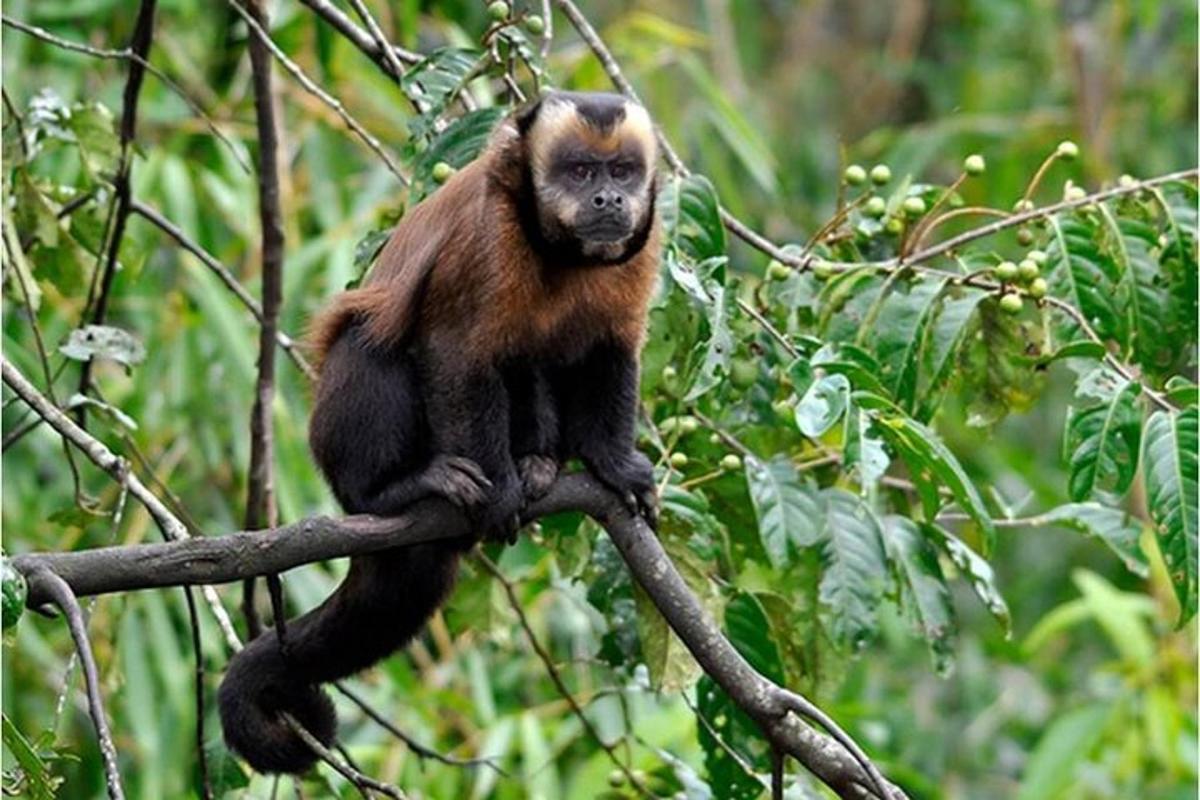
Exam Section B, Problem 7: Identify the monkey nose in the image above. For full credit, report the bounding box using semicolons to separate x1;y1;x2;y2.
591;190;624;209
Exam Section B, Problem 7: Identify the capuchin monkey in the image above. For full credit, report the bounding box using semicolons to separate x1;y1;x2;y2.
218;91;662;774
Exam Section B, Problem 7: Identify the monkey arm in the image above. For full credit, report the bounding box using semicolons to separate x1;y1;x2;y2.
422;347;523;539
553;339;657;527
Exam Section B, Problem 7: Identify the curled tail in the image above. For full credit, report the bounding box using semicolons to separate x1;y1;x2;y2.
218;541;467;773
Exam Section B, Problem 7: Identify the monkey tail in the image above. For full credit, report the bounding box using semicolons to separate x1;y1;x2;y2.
218;541;467;773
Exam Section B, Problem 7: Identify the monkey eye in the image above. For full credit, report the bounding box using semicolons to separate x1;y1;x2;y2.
610;162;634;182
568;163;594;184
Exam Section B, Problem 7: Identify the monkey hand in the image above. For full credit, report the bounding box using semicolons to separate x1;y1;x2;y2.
477;472;524;546
586;450;659;531
418;455;493;508
517;454;559;502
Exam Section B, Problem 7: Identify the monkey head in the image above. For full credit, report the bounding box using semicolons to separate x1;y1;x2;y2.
516;91;659;265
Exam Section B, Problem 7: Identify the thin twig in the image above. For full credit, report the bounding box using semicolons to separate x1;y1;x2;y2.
295;0;420;72
226;0;408;185
332;683;506;773
282;714;407;799
77;0;158;422
0;15;249;172
128;201;315;380
31;569;125;800
183;585;214;800
477;554;655;799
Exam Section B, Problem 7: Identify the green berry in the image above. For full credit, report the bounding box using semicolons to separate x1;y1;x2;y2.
2;558;26;631
1027;249;1048;265
730;358;757;390
772;399;792;418
902;196;927;217
963;154;986;176
1056;140;1079;160
669;452;689;468
431;161;454;183
1017;259;1040;283
864;196;887;218
884;217;904;235
1013;199;1035;214
1064;183;1086;202
1028;277;1048;299
995;261;1019;282
869;164;892;185
767;260;791;281
720;454;742;471
813;263;833;281
524;14;545;34
608;770;626;788
999;293;1023;314
661;364;678;383
679;416;699;434
487;1;510;21
708;433;721;445
658;417;678;435
1118;174;1136;189
1016;227;1034;246
843;164;867;186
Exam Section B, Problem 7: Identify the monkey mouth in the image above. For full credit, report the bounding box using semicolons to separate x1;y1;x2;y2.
578;219;632;244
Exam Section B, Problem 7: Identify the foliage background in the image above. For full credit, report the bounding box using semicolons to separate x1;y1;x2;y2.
1;1;1197;799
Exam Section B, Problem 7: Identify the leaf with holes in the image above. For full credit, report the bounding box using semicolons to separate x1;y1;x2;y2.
818;489;888;649
881;516;957;673
925;523;1011;634
858;392;997;552
1065;374;1142;501
1152;182;1198;346
59;325;145;367
745;455;824;568
1142;408;1198;623
1101;208;1176;376
795;372;850;437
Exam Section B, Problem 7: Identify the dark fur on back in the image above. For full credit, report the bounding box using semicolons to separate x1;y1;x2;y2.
218;93;660;774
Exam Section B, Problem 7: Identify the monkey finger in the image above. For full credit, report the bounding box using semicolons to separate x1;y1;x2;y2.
445;457;492;489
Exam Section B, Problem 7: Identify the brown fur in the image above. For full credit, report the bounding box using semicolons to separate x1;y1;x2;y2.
308;117;660;371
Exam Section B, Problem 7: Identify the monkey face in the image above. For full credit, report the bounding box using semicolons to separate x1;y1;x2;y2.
523;92;658;265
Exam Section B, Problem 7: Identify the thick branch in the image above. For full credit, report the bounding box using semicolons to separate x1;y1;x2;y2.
11;471;902;798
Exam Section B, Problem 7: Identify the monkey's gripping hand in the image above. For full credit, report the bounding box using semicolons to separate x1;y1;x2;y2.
477;470;525;545
586;449;659;530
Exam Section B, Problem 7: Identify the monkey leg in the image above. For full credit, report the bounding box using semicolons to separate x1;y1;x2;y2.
506;364;561;501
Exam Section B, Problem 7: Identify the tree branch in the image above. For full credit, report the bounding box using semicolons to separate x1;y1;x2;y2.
241;0;288;640
29;569;125;800
295;0;421;73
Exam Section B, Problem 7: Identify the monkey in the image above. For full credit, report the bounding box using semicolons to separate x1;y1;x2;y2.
217;91;662;774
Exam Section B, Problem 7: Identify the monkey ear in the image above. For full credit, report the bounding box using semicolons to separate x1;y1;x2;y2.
513;97;544;135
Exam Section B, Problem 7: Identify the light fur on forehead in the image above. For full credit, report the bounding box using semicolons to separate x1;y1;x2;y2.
528;97;657;181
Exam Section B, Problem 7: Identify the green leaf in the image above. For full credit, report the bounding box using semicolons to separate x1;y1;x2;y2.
1142;408;1198;623
1100;206;1176;374
1150;183;1198;346
881;516;957;674
400;47;483;123
795;373;850;437
1017;704;1111;800
1064;373;1142;501
745;455;823;567
683;259;733;402
818;489;888;649
1038;503;1148;577
915;285;988;421
843;403;889;484
959;298;1047;427
659;173;726;260
1047;214;1125;346
59;324;146;367
412;107;506;200
2;714;58;800
858;393;997;552
868;278;944;411
925;522;1011;634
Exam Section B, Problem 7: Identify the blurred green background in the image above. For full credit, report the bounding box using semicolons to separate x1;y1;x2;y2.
2;1;1196;798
